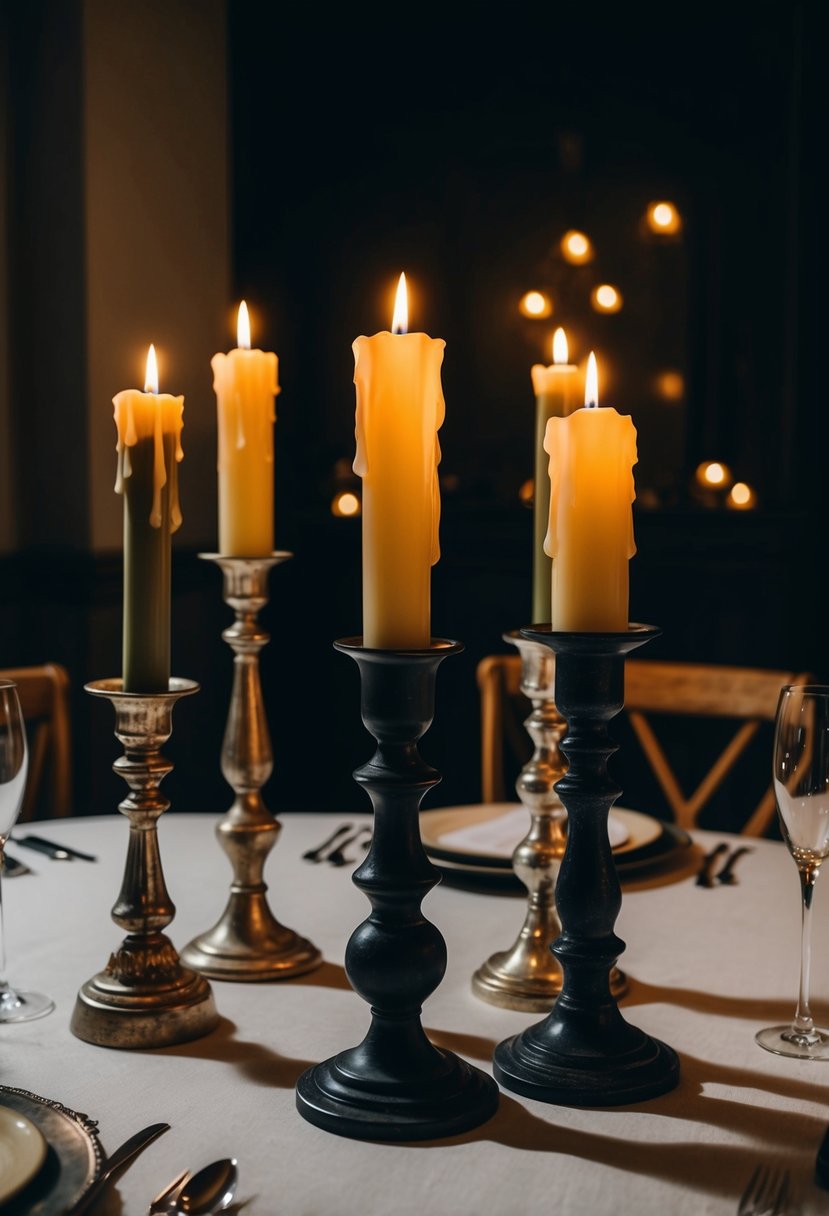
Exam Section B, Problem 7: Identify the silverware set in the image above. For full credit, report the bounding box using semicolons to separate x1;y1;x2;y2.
737;1164;790;1215
695;842;754;888
302;822;372;866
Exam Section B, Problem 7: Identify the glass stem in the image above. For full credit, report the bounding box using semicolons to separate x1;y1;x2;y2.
792;867;819;1036
0;844;7;988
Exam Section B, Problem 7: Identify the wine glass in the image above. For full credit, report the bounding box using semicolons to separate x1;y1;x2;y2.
756;683;829;1059
0;678;55;1022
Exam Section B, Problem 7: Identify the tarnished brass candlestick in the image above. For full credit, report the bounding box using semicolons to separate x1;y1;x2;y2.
296;639;499;1141
493;625;679;1107
71;678;218;1049
472;630;626;1010
181;553;320;982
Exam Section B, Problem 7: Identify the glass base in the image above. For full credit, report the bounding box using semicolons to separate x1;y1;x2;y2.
755;1023;829;1060
0;986;55;1023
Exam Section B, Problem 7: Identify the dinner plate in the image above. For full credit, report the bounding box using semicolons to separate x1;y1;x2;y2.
0;1105;47;1205
0;1087;104;1216
420;803;663;870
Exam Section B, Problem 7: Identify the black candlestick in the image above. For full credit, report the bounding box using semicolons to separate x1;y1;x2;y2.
295;638;499;1141
493;624;680;1106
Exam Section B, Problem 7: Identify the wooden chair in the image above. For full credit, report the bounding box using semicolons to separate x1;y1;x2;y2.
0;663;73;821
477;653;813;836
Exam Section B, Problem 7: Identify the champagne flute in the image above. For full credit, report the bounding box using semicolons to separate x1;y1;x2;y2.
756;683;829;1058
0;679;55;1022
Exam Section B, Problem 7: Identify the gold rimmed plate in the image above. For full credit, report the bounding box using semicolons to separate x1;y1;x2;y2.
0;1087;103;1215
0;1105;47;1206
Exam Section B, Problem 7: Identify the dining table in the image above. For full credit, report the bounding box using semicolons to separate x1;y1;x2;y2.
1;807;827;1215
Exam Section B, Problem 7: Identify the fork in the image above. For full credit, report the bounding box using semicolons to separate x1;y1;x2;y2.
737;1164;790;1215
148;1168;190;1214
327;825;372;867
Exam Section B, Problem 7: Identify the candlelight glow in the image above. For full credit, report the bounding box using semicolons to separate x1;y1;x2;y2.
237;300;251;350
655;369;685;400
144;344;158;394
392;272;408;334
727;482;757;510
332;490;361;518
553;327;569;365
520;290;552;319
519;477;534;506
591;284;623;313
561;230;593;264
646;201;682;234
585;352;599;407
696;460;732;488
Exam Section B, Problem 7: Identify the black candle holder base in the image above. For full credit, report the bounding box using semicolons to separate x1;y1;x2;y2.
295;638;498;1141
493;1023;679;1107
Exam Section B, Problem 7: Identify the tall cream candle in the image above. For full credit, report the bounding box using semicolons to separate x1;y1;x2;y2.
212;301;279;556
531;327;579;623
544;352;638;631
353;273;444;649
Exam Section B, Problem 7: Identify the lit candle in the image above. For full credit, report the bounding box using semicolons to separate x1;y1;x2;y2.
212;300;279;556
113;344;184;692
543;352;638;631
530;327;579;623
353;273;444;648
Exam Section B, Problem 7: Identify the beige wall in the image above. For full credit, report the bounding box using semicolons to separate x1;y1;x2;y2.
84;0;229;552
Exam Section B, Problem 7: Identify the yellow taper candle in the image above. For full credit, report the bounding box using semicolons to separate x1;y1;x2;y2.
114;344;184;692
353;272;444;649
213;301;279;556
543;351;638;631
531;327;580;623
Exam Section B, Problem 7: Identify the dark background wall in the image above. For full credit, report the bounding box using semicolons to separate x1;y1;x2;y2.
1;2;825;827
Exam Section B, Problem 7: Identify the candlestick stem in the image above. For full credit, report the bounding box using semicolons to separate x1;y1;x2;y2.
492;625;679;1105
181;554;320;981
71;678;218;1049
296;638;499;1141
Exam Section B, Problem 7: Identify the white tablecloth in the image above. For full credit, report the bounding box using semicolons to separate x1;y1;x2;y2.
2;811;827;1215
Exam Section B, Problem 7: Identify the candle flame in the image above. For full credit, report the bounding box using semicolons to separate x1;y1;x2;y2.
553;327;568;365
585;351;598;407
144;344;159;394
392;272;408;334
237;300;251;350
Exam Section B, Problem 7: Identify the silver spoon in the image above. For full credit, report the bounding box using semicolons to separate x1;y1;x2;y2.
175;1158;238;1215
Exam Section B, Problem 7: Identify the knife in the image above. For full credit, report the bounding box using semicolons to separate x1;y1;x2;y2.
69;1121;170;1214
15;834;98;862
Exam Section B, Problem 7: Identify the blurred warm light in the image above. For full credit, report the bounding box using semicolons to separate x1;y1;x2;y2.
695;460;733;489
237;300;251;350
331;490;361;518
646;201;682;235
392;272;408;334
561;230;593;265
726;482;757;510
585;351;599;407
553;326;568;364
519;478;534;506
655;369;685;400
519;290;553;319
144;344;158;394
590;284;623;314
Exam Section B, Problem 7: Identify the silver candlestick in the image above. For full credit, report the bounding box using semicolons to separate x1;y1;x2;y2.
471;630;626;1010
71;678;218;1049
181;553;320;982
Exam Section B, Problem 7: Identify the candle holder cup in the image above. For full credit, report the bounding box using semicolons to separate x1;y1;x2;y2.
295;638;499;1141
492;624;680;1106
71;678;219;1049
181;553;320;982
471;630;626;1011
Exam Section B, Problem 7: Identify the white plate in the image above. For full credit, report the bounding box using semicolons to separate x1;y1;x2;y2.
420;803;663;867
0;1104;48;1205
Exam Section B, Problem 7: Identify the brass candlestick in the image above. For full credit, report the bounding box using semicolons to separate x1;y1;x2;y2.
71;678;218;1049
181;553;320;982
472;630;626;1010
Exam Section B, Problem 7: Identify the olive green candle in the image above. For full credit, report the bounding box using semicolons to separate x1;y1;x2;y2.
114;346;184;693
530;329;579;624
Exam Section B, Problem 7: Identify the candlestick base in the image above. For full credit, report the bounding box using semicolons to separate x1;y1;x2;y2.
471;631;626;1012
295;639;499;1141
492;626;679;1106
71;679;218;1050
181;553;321;982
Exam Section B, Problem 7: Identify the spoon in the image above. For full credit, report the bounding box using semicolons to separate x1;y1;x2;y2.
176;1158;238;1215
